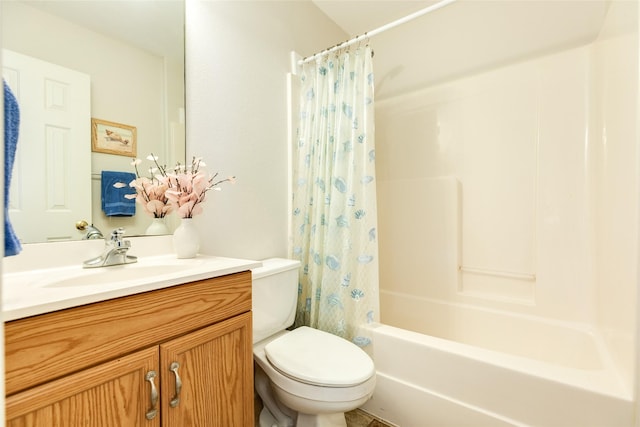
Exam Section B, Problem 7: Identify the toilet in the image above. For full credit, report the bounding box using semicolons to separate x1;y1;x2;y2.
252;258;376;427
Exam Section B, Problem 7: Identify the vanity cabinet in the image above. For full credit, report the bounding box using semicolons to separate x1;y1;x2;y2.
5;271;254;426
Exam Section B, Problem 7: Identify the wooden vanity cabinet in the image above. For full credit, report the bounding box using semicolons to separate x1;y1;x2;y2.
5;271;254;427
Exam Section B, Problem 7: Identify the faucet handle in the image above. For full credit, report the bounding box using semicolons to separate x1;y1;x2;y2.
110;227;126;242
110;228;132;249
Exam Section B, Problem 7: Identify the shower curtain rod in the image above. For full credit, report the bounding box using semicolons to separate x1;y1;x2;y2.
299;0;457;65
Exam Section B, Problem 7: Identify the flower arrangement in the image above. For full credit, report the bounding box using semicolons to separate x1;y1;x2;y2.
165;156;236;218
120;154;172;218
119;154;234;219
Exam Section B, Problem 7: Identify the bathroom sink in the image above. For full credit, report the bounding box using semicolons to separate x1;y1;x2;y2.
39;257;208;288
43;264;191;287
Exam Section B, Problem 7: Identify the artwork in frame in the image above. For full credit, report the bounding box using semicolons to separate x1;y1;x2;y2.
91;118;137;156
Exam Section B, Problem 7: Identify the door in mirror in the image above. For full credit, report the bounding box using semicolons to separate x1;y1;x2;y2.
3;49;91;243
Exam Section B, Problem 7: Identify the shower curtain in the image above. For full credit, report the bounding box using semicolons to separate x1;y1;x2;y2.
291;46;379;347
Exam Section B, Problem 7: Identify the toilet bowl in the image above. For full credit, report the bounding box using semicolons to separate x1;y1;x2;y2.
252;259;376;427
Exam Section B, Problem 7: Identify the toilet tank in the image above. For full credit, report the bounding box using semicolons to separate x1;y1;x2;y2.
251;258;301;344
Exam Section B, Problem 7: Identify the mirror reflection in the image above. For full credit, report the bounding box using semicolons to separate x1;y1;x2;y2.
2;0;185;244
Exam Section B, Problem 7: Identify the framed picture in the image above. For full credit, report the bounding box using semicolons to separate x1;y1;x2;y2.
91;118;137;156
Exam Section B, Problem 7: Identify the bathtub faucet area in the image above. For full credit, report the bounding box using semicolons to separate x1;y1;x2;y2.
82;228;137;268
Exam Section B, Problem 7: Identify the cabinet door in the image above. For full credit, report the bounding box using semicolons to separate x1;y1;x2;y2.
160;312;253;427
6;347;160;427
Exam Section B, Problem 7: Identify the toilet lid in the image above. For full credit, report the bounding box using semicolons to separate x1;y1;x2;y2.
264;326;375;387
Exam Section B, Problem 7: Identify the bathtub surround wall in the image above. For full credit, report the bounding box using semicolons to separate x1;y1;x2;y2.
368;1;638;425
185;0;346;260
376;32;637;338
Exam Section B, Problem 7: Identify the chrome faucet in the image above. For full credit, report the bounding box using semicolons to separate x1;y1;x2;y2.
75;220;104;240
83;227;138;268
84;224;104;240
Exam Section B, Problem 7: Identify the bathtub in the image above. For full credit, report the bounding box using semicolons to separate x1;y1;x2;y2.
360;291;635;427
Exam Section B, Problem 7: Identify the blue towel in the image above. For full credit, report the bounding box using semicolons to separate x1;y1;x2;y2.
101;171;137;216
4;80;22;257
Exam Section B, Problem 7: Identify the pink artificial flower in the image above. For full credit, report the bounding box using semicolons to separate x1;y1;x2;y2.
165;156;235;218
123;154;172;218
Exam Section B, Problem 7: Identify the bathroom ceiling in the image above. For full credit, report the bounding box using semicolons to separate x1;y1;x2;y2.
311;0;438;36
311;0;630;99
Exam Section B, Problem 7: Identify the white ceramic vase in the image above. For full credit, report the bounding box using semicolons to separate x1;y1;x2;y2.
145;217;169;236
173;217;199;258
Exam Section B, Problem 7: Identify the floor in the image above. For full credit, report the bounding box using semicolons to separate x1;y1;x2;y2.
345;409;395;427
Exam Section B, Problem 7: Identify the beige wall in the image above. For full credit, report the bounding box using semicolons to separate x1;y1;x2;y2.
185;0;346;260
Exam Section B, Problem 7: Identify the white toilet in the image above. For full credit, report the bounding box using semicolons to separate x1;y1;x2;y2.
252;258;376;427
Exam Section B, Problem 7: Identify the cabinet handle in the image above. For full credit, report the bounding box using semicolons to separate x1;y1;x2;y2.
145;370;159;420
169;362;182;408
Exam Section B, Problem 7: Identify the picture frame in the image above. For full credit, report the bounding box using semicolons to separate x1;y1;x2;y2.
91;118;137;156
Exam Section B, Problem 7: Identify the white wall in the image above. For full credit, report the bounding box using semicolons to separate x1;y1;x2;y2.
185;0;346;260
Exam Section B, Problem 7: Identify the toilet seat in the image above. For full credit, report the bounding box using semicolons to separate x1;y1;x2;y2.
264;326;374;387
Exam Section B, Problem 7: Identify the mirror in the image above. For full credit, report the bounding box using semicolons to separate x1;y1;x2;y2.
2;0;185;243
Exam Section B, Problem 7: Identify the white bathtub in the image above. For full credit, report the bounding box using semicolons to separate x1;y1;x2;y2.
360;291;635;427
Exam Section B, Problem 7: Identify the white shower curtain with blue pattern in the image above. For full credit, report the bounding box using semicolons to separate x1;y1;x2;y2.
291;46;379;348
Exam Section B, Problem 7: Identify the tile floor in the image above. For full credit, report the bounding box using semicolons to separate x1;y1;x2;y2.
345;409;394;427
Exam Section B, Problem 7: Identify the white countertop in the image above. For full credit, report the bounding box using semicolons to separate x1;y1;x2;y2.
3;237;261;321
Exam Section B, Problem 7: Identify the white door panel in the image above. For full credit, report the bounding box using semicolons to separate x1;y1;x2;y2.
3;49;91;243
